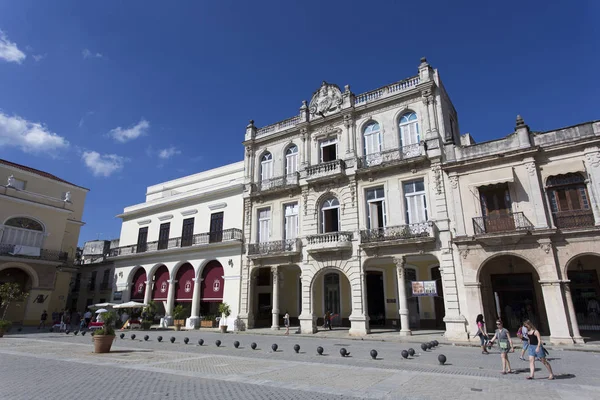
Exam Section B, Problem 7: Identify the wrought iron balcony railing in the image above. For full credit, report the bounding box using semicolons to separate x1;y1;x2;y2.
552;209;595;229
253;173;299;193
305;160;345;180
360;222;433;243
247;239;301;256
109;228;243;257
357;144;423;169
0;243;68;262
472;212;533;235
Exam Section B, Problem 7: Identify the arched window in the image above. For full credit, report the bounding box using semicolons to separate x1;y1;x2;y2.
546;173;594;228
260;152;273;182
1;217;45;248
324;272;340;316
321;198;340;233
399;112;420;149
285;145;298;175
363;121;382;156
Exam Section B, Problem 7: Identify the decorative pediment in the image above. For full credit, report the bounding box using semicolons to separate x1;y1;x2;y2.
309;81;344;117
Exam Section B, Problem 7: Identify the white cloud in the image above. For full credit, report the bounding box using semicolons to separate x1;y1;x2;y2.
81;151;126;177
0;111;69;154
108;119;150;143
32;54;46;62
82;48;102;59
0;30;26;64
158;146;181;160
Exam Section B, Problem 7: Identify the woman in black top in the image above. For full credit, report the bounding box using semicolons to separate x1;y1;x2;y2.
523;320;554;380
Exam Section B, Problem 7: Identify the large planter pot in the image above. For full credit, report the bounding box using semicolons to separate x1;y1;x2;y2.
220;325;228;333
174;324;182;331
200;320;216;328
93;335;116;353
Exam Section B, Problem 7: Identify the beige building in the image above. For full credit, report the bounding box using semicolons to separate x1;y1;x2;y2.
446;117;600;344
0;159;88;326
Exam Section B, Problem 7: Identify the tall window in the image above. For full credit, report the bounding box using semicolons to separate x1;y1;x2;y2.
363;121;382;156
157;222;170;250
90;271;97;291
257;208;271;243
209;212;224;243
181;218;195;247
136;227;148;253
324;273;340;316
286;145;299;175
321;198;340;233
399;112;420;148
101;269;110;290
478;183;513;232
260;152;273;182
320;138;338;162
366;187;386;229
547;173;594;228
284;203;299;240
403;180;427;224
1;217;45;247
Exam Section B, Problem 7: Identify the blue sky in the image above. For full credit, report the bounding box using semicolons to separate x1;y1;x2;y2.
0;1;598;246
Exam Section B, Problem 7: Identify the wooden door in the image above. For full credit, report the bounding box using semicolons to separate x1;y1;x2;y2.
480;185;514;232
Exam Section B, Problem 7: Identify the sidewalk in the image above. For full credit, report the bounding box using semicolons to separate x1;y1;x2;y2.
234;326;600;353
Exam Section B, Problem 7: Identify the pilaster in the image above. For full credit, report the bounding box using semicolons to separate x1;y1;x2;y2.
584;148;600;225
539;280;574;344
523;158;549;228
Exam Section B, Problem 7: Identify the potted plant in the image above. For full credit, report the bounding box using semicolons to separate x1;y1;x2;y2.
172;305;186;331
141;301;157;330
218;302;231;333
200;315;216;328
92;311;117;353
0;282;29;338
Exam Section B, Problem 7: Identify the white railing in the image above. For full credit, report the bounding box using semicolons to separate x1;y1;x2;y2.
306;231;353;245
354;76;420;106
256;115;302;137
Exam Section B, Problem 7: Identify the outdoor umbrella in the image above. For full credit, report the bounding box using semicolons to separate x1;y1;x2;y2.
92;302;117;308
95;308;108;314
113;301;147;309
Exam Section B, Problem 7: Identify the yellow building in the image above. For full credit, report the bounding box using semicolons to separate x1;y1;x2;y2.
0;159;89;326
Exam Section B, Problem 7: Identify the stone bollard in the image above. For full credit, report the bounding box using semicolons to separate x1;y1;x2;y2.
438;354;447;365
250;342;257;350
184;337;189;344
294;344;300;353
120;333;125;339
144;335;149;341
408;348;415;357
234;341;240;349
421;343;427;351
198;339;204;346
370;349;378;360
401;350;409;359
271;344;278;352
170;337;176;343
317;346;324;355
339;348;348;357
215;340;221;347
157;336;163;342
131;334;136;340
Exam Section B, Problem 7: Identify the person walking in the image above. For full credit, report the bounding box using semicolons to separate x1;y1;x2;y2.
324;311;332;330
523;320;554;380
84;309;92;328
283;312;290;335
517;321;529;361
475;314;490;354
488;319;515;374
38;310;48;329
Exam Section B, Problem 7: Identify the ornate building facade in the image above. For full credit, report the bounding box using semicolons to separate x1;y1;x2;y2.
239;58;468;339
0;159;88;325
109;162;244;330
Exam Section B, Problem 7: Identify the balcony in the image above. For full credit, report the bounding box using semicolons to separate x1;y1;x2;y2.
305;160;345;183
250;173;300;196
472;212;533;244
109;228;243;257
357;144;425;171
360;222;435;248
247;239;301;259
305;231;353;254
552;210;595;230
0;243;68;263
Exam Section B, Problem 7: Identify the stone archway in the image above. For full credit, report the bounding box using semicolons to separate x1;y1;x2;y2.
0;267;33;323
566;254;600;332
199;261;224;319
310;267;353;329
130;267;146;301
478;254;549;334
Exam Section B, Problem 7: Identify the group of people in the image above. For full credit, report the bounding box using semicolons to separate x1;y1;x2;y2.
38;309;95;331
475;314;554;380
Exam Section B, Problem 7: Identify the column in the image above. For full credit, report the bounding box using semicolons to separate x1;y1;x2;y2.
164;279;176;326
143;280;153;305
360;271;370;333
421;95;432;134
584;149;600;225
539;280;573;344
523;159;549;228
298;274;317;334
301;133;308;165
564;282;584;344
394;256;411;336
449;174;466;236
271;267;280;330
427;96;437;134
344;116;353;154
187;278;202;329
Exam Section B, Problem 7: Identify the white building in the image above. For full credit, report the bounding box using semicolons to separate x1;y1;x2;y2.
239;58;466;339
110;162;244;330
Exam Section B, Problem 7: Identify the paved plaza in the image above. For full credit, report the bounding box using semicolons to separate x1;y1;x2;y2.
1;330;599;399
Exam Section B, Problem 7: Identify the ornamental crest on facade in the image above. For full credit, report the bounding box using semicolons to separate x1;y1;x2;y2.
213;279;221;292
309;81;343;116
184;280;192;293
137;283;144;294
160;281;168;293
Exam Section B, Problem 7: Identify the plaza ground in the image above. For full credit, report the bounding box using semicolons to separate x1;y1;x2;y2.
0;329;599;399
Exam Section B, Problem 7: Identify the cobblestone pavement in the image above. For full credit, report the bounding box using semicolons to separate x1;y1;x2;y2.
1;331;599;399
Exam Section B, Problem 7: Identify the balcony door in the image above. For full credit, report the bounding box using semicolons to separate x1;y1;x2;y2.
136;227;148;253
258;208;270;243
479;184;514;233
284;203;298;240
404;180;427;236
320;138;338;162
547;173;594;228
321;198;340;233
157;222;170;250
209;212;224;243
366;187;386;230
181;218;194;247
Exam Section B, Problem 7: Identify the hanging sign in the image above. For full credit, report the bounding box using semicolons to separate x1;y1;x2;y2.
411;281;438;297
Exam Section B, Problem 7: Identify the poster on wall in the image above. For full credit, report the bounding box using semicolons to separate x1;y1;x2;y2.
411;281;438;297
113;291;123;301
